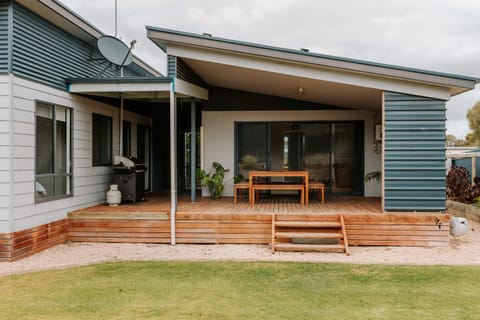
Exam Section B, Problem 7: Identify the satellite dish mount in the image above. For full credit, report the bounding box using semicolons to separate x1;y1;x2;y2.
94;35;136;77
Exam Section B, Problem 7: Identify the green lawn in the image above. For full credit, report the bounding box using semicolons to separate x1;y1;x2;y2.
1;261;480;319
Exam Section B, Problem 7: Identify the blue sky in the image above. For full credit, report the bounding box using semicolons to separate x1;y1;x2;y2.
61;0;480;138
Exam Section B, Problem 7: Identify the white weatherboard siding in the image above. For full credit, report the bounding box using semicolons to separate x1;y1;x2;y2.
202;110;381;197
0;75;12;233
11;76;151;232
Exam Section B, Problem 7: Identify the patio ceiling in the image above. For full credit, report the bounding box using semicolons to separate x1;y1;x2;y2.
182;57;383;110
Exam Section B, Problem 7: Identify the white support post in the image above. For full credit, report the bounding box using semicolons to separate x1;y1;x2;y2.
119;93;124;156
170;81;177;245
191;99;196;202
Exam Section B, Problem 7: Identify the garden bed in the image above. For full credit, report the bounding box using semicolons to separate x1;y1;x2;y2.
447;200;480;223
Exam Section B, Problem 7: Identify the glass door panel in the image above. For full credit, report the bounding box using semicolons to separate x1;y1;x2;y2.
236;123;268;180
332;123;363;194
137;125;151;191
300;123;331;186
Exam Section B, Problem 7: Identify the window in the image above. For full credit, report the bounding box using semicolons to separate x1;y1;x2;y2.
35;102;72;202
92;113;113;166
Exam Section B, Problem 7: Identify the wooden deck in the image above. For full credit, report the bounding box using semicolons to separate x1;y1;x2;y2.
68;193;451;247
69;192;383;216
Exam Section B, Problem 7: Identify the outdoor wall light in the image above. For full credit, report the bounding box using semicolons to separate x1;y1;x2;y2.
297;86;304;97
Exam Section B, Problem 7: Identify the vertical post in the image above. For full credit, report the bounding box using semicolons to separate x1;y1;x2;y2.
170;81;177;245
190;99;196;202
472;156;476;184
381;92;385;212
119;93;123;156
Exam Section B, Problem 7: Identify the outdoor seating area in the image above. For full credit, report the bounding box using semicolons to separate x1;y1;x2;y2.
233;170;326;206
247;170;311;205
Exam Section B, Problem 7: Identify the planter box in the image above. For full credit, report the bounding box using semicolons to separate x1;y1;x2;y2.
447;200;480;223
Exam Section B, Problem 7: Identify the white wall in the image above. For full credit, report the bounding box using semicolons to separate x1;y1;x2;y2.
202;110;382;197
0;75;12;233
10;76;151;232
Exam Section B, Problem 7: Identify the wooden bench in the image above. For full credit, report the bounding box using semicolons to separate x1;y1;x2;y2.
252;183;305;205
233;182;249;204
309;182;325;204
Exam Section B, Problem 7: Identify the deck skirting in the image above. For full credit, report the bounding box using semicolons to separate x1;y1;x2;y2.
68;213;451;247
0;219;69;262
0;211;450;262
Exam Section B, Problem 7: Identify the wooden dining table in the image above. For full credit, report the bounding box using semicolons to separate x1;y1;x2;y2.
248;170;309;205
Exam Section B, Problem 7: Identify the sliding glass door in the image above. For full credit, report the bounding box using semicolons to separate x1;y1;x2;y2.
235;121;364;195
236;123;268;180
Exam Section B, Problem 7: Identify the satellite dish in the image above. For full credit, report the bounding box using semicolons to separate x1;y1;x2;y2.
97;35;134;66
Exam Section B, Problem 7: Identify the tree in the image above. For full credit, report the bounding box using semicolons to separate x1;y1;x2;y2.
466;101;480;146
446;134;457;147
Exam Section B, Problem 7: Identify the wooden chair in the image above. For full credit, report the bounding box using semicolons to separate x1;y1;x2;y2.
309;182;325;204
233;181;249;204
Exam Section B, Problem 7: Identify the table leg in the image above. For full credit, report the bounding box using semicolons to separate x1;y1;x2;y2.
249;176;253;205
305;175;309;206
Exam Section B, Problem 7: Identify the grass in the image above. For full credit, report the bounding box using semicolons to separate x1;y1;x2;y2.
1;261;480;319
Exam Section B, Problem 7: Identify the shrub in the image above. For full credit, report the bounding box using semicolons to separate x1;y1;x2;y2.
446;166;480;203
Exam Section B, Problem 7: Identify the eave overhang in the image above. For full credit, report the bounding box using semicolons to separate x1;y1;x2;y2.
66;77;208;101
146;26;478;100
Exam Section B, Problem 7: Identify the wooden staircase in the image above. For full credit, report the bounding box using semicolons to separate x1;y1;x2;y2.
272;214;349;255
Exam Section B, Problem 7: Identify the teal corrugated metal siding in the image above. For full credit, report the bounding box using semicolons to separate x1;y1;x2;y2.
384;92;446;211
11;3;140;90
167;55;176;77
452;158;480;179
0;1;9;73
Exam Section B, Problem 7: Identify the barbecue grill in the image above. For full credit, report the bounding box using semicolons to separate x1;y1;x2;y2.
113;155;146;203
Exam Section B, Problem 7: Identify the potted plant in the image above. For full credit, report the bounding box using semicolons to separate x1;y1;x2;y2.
197;162;230;199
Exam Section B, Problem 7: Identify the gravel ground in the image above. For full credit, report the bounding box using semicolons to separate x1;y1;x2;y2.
1;220;479;276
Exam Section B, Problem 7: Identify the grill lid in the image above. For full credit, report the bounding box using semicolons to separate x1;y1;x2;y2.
114;155;144;168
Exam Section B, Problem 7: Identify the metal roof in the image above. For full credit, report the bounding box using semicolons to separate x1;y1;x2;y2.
147;26;479;93
16;0;162;77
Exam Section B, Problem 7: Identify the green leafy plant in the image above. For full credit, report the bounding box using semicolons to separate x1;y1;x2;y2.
197;162;230;199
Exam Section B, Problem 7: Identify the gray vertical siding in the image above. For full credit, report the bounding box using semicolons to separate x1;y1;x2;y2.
0;1;9;74
11;3;143;90
384;92;446;211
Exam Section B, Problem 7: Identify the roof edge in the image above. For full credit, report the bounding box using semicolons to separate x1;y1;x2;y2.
66;77;172;84
146;26;479;86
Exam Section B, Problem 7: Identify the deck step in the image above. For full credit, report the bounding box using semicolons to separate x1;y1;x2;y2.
275;232;342;239
274;243;345;252
272;214;349;255
275;221;341;228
